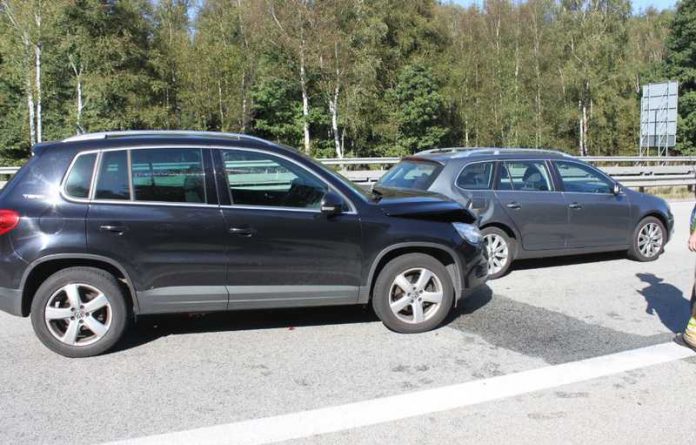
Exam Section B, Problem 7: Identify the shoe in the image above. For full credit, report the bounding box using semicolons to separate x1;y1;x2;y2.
673;333;696;352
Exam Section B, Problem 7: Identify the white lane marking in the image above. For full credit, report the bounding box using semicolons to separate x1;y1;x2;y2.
109;342;693;445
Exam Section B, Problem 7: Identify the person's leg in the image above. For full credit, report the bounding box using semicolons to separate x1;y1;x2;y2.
675;278;696;350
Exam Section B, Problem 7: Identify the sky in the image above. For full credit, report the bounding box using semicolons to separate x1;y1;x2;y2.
449;0;678;12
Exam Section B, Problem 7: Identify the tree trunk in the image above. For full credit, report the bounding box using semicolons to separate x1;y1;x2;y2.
330;42;342;158
579;100;589;157
300;41;311;154
76;76;83;132
578;101;582;156
237;0;250;133
69;57;84;133
329;88;342;158
218;79;225;131
241;76;248;133
34;8;43;143
533;7;542;148
25;66;36;147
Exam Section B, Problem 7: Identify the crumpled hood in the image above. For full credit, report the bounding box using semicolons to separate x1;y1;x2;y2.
374;187;476;224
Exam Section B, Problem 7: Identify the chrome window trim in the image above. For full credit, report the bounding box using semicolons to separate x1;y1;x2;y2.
59;145;358;214
553;159;618;196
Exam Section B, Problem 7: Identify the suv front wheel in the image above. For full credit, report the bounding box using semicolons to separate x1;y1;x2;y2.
30;267;128;358
372;253;454;333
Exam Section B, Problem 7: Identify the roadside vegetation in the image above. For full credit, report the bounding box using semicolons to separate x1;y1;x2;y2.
0;0;694;163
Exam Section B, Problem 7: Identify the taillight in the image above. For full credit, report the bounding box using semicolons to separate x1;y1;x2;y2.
0;210;20;236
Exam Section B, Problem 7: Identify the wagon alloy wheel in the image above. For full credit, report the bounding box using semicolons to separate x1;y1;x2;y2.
483;233;509;276
44;283;112;347
388;267;444;324
637;222;663;258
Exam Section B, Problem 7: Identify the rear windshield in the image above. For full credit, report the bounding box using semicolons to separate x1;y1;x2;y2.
377;160;442;191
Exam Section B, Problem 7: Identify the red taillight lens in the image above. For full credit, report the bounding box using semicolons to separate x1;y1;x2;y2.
0;210;20;236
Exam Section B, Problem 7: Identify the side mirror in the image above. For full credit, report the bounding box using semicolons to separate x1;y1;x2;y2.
613;183;623;195
320;191;344;216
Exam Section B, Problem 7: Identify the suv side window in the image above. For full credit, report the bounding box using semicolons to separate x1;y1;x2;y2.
131;148;206;203
456;162;494;190
221;149;327;209
496;161;552;192
64;153;96;199
555;161;612;194
95;150;130;200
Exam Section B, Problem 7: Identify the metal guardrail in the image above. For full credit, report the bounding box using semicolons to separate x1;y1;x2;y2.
2;156;696;190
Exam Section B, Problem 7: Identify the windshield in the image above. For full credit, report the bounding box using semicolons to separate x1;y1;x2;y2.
377;160;442;191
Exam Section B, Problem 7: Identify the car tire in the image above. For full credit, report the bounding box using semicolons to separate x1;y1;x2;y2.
372;253;454;334
30;267;129;358
628;216;666;262
481;226;515;279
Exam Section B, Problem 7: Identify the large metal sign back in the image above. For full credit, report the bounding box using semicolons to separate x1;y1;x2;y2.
640;81;678;156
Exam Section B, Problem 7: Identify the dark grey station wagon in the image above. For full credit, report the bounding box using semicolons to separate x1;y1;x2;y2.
375;148;674;278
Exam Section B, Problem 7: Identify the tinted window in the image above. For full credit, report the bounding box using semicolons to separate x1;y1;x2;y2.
222;150;327;209
377;160;441;190
95;150;130;200
131;148;206;203
555;161;612;194
64;153;96;198
456;162;494;190
497;161;552;191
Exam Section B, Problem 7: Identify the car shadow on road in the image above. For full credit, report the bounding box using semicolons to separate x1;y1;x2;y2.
115;305;378;353
636;273;691;334
509;251;627;273
114;286;495;354
445;286;494;323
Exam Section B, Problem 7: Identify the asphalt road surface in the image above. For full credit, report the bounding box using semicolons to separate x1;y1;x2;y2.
1;201;695;444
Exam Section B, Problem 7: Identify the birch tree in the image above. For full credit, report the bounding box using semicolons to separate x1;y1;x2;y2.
267;0;315;154
2;0;40;145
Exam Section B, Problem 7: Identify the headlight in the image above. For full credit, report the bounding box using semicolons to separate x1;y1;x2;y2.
452;222;482;245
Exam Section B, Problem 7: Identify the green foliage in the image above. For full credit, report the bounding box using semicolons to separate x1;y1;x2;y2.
251;77;304;146
388;64;447;155
663;0;696;154
0;0;680;162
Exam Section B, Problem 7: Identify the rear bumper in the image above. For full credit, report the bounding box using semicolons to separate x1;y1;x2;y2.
0;287;23;317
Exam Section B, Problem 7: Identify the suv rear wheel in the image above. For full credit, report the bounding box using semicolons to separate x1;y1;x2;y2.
372;253;454;333
30;267;128;358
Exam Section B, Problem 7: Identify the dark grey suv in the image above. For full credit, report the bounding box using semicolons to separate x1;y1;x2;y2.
0;132;487;357
376;148;674;278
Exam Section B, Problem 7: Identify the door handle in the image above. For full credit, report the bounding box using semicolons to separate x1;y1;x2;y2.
569;202;582;210
506;202;521;210
99;224;128;234
228;226;256;237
